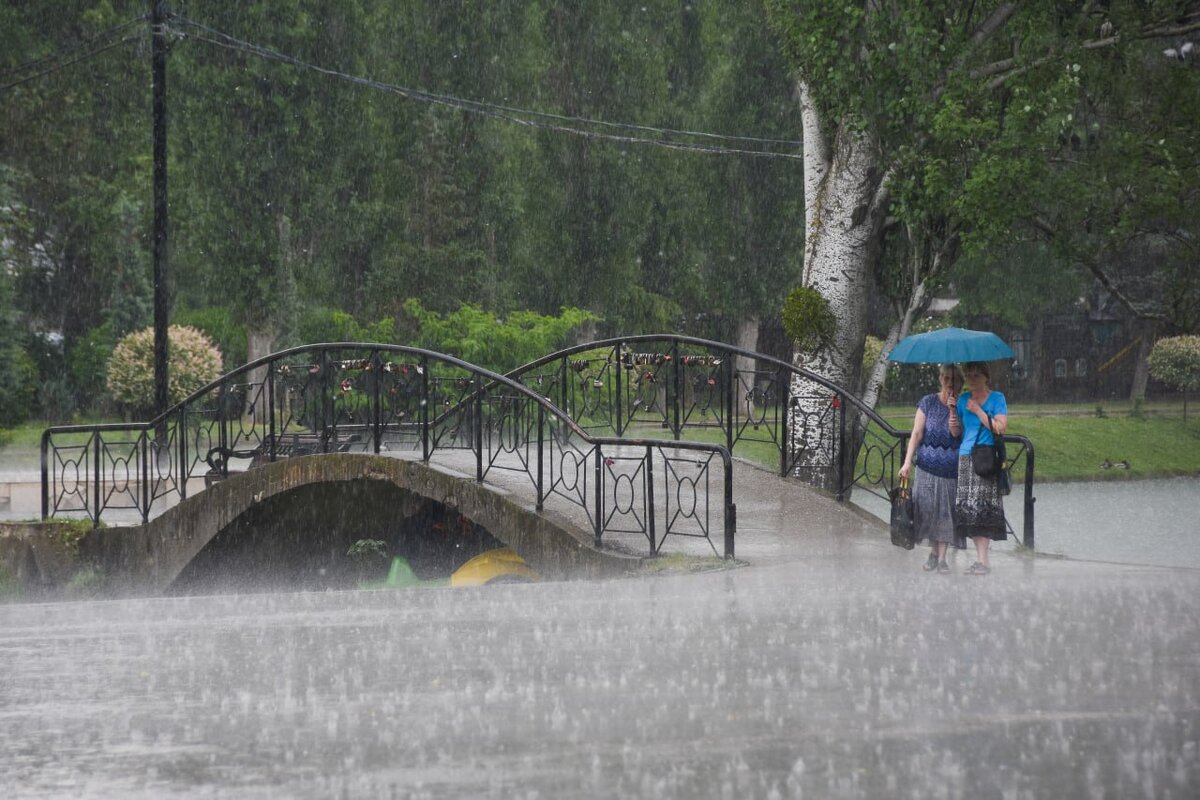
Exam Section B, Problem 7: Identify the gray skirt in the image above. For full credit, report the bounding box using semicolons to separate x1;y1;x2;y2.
914;466;965;548
954;455;1007;541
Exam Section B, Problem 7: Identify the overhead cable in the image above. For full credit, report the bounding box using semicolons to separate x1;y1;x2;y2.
167;14;802;161
0;16;147;91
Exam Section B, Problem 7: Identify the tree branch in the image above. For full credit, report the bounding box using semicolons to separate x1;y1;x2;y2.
1031;216;1167;321
984;11;1200;89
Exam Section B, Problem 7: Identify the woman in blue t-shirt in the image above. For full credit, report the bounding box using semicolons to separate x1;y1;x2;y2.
898;364;965;573
949;361;1009;575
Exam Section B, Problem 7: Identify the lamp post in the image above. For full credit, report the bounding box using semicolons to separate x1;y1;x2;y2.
151;0;169;427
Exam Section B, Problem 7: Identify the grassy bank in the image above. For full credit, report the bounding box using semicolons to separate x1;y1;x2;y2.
876;408;1199;483
4;407;1199;483
671;408;1199;484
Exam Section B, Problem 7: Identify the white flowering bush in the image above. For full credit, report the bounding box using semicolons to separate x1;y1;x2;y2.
1148;336;1200;392
106;325;223;413
1148;335;1200;419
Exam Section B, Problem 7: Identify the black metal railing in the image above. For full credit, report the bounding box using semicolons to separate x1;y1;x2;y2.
41;344;737;558
505;335;1035;549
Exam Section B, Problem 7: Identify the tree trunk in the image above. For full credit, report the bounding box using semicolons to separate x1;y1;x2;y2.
1129;319;1158;403
734;315;760;409
788;91;888;490
245;328;275;422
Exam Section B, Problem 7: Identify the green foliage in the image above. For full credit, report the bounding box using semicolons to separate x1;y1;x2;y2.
781;287;836;354
0;562;16;600
294;309;397;347
66;322;115;413
175;307;249;368
1148;336;1200;392
105;325;223;414
0;349;39;430
861;335;884;377
404;300;599;372
347;538;388;562
0;264;38;427
65;564;103;597
38;375;75;423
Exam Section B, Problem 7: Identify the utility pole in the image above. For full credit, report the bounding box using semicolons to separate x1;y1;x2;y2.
151;1;170;425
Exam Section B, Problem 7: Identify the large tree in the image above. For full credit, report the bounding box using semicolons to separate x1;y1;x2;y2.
765;0;1200;484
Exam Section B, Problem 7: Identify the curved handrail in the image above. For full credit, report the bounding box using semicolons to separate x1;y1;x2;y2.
507;333;905;436
505;333;1036;549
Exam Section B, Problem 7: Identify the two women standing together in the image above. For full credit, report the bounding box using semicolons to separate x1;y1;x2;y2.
899;362;1009;575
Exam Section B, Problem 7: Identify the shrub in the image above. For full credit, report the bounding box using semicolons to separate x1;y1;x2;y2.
1148;335;1200;419
68;323;115;413
294;308;397;347
175;307;248;369
0;348;39;428
106;325;223;414
781;286;836;355
403;300;599;372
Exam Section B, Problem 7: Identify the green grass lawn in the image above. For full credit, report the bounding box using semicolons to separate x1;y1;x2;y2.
865;407;1200;483
5;406;1200;482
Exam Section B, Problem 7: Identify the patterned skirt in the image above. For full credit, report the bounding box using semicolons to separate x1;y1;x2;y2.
954;455;1007;541
914;466;965;548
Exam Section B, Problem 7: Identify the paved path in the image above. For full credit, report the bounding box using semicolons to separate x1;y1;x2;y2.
3;448;1199;798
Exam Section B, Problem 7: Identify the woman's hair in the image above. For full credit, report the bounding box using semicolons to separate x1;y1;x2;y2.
963;361;990;380
939;363;962;380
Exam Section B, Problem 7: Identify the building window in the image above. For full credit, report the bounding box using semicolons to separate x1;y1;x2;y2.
1075;358;1088;377
1054;359;1068;378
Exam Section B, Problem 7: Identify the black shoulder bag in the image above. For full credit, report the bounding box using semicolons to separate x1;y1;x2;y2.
971;413;1011;495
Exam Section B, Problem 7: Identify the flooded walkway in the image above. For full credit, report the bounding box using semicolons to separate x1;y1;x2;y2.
2;457;1198;798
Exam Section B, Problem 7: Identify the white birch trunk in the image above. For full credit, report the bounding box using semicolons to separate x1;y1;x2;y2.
788;82;887;489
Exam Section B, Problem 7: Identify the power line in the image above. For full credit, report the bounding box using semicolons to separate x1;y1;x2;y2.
0;16;147;91
167;14;803;161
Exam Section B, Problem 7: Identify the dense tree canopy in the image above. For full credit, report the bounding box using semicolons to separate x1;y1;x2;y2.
764;0;1200;408
0;0;804;422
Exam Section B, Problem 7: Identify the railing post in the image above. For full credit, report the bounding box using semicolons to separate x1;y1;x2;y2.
371;350;382;454
836;393;847;501
536;404;545;511
671;341;681;440
141;429;150;525
421;355;430;461
725;355;735;453
1023;444;1036;550
614;341;624;438
725;459;736;560
779;367;789;477
474;372;484;482
178;406;188;499
40;430;49;520
593;447;603;547
560;357;569;420
92;432;101;527
645;445;656;554
218;381;229;477
320;350;332;453
267;361;277;462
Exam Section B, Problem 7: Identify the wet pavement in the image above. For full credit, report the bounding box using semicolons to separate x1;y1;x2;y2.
2;457;1199;798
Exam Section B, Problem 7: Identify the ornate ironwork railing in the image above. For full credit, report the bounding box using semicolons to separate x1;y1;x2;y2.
41;344;737;558
506;335;1035;549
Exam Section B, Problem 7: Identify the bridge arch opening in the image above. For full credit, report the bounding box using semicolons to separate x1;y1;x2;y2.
167;480;515;595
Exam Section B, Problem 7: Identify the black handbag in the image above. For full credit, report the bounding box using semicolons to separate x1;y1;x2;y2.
889;475;916;549
971;414;1005;478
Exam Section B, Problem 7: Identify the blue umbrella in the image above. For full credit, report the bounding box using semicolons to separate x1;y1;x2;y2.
886;327;1014;364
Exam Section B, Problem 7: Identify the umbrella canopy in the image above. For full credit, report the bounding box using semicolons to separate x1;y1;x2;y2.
886;327;1015;364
